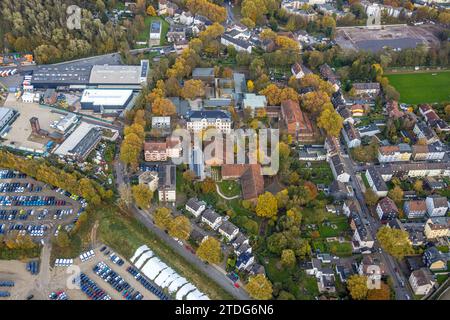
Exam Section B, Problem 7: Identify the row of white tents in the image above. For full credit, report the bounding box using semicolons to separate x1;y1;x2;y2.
131;245;209;300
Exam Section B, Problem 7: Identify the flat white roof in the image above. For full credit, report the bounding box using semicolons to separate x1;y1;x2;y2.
81;89;133;106
89;65;143;85
53;122;97;156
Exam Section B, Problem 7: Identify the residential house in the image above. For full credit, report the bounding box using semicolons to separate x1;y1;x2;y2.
358;124;381;137
409;268;436;296
190;147;205;180
377;144;412;163
192;67;215;84
201;209;223;230
158;0;178;16
158;164;176;202
328;154;350;183
167;25;186;43
324;136;341;157
343;200;359;218
352;82;380;95
350;212;375;251
335;260;355;282
166;137;181;158
411;143;446;161
138;171;159;192
366;168;388;197
151;116;171;129
179;11;194;25
423;247;449;272
342;122;361;148
385;101;404;119
413;122;440;144
221;34;252;53
291;62;305;79
186;110;232;133
185;198;206;217
377;162;450;181
424;217;449;240
236;252;255;271
358;254;386;282
350;104;365;117
424;177;446;191
280;100;314;140
318;274;336;293
319;64;340;90
376;197;399;221
426;195;448;217
329;180;353;201
298;146;327;162
404;200;427;219
144;142;168;162
218;220;239;241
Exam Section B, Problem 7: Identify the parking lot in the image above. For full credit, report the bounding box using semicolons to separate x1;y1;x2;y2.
0;169;84;240
51;246;159;300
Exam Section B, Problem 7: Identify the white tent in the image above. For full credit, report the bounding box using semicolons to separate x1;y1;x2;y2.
185;289;205;300
175;283;196;300
134;250;154;269
130;245;150;263
154;268;176;287
161;273;179;288
168;277;188;294
141;257;167;280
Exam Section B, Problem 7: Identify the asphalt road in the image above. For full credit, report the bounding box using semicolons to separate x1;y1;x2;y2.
341;149;414;300
113;158;250;300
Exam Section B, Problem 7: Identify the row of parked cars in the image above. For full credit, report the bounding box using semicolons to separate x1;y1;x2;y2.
93;261;143;300
126;266;170;300
0;209;32;221
5;224;47;237
49;291;68;300
74;273;111;300
0;170;26;179
0;182;41;193
0;291;10;297
26;261;39;275
100;246;125;266
0;281;14;287
0;195;66;207
54;259;74;267
80;250;95;262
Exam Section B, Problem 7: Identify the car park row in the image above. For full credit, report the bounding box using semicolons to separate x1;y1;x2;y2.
126;266;169;300
93;261;143;300
73;273;111;300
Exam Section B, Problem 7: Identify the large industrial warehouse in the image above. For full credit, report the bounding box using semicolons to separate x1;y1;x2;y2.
80;89;134;114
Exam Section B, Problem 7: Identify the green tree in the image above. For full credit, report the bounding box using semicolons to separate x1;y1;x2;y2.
154;207;172;230
281;249;296;268
168;216;191;240
132;184;153;209
364;189;379;207
347;275;369;300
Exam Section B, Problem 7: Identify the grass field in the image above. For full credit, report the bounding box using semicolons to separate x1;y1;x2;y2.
136;16;169;46
386;71;450;104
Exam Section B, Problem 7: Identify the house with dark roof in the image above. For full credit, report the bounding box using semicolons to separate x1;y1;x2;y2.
342;122;361;148
236;252;254;270
192;68;215;84
185;198;206;217
291;62;305;79
413;122;440;144
376;197;399;221
424;217;449;240
349;212;374;251
352;82;380;95
358;253;386;281
409;268;436;295
328;154;350;183
221;34;252;53
365;168;388;197
425;195;448;217
201;209;223;230
423;247;449;271
218;220;239;241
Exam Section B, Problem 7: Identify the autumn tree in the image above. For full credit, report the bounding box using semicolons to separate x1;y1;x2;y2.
247;80;255;92
197;236;222;264
146;5;156;16
377;226;413;260
347;275;369;300
200;178;216;194
152;97;176;116
246;274;273;300
317;104;343;136
154;207;172;230
367;282;391;300
281;249;296;268
388;186;404;205
165;77;182;97
413;180;423;193
364;189;379;207
168;216;191;240
181;79;205;100
132;184;153;209
301;91;331;116
255;192;278;219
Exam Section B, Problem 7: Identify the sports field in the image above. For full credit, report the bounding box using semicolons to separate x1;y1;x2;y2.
386;71;450;104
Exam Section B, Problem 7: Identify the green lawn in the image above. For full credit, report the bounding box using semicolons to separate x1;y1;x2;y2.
136;16;169;46
217;180;241;197
386;71;450;104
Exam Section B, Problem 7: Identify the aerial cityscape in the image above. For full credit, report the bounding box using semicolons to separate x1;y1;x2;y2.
0;0;449;306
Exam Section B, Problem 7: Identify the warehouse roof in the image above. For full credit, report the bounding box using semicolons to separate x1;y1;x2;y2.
81;89;133;106
32;65;92;85
89;65;143;85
